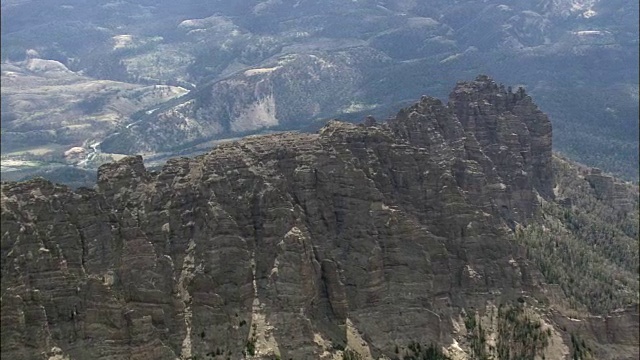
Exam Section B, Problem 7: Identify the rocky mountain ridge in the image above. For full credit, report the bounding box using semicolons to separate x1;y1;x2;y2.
1;77;637;360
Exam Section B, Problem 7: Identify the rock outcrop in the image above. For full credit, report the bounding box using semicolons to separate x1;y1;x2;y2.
1;77;636;360
583;168;635;212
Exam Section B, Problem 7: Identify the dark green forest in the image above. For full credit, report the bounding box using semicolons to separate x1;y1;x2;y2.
516;156;639;314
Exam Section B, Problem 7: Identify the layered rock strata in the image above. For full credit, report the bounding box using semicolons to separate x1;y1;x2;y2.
0;76;592;360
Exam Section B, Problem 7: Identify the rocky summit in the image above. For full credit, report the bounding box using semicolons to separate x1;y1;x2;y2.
1;76;637;360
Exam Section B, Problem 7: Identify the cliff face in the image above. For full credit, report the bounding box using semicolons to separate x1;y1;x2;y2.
99;51;378;155
0;77;635;360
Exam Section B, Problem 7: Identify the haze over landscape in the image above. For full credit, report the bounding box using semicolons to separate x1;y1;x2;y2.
0;1;638;360
1;0;638;183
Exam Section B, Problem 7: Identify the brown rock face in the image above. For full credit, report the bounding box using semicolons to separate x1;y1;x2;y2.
584;168;635;212
0;77;611;360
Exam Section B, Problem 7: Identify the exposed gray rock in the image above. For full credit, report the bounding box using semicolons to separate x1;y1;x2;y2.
1;77;636;360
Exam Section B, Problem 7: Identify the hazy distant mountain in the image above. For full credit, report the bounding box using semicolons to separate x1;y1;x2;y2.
2;0;638;179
